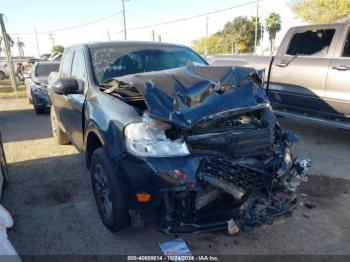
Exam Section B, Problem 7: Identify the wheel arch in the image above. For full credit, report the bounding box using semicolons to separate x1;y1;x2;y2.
84;126;105;169
84;119;124;163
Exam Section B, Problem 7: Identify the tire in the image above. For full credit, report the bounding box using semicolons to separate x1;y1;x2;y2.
0;143;8;190
50;106;69;145
33;97;45;114
90;148;130;232
0;71;5;81
34;106;45;114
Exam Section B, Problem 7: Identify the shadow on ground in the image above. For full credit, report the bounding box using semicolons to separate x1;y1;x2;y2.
0;109;51;143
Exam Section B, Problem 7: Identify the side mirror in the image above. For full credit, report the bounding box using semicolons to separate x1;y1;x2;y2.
52;78;82;95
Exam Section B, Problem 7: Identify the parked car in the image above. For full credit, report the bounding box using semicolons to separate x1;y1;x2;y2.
25;61;60;114
211;22;350;130
47;52;63;61
49;41;310;234
0;131;8;196
0;63;9;81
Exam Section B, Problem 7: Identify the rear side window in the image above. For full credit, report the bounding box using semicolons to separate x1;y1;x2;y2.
60;51;74;78
342;30;350;57
286;29;335;57
35;63;60;77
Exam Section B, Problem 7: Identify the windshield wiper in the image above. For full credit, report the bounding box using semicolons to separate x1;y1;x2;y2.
100;79;144;102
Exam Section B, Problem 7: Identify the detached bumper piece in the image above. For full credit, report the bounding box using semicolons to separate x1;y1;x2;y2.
160;154;310;235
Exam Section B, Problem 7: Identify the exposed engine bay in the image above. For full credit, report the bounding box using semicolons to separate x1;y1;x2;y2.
102;65;311;234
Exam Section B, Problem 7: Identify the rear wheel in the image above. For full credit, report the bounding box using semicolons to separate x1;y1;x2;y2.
50;106;69;145
90;148;130;232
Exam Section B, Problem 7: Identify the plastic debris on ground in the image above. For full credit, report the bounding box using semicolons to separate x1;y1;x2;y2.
0;205;22;261
304;203;316;209
159;239;192;258
227;218;240;235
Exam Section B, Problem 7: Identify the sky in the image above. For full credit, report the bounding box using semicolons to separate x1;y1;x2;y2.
1;0;306;56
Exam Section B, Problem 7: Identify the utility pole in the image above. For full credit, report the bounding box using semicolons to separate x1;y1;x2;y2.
34;27;40;57
254;1;259;54
152;29;155;42
260;16;264;53
49;33;55;49
0;13;17;93
107;31;111;41
158;35;162;42
121;0;127;40
204;16;209;56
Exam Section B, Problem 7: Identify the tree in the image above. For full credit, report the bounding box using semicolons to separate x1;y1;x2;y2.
265;12;282;53
216;16;262;53
290;0;350;24
52;45;64;53
191;35;221;55
0;33;15;49
16;39;25;57
191;16;263;55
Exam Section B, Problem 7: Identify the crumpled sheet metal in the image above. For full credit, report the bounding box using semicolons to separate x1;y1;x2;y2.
115;65;267;129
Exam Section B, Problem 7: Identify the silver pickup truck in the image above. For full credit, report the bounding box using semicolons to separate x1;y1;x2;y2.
211;22;350;130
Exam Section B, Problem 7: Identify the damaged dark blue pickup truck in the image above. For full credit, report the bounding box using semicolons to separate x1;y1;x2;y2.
49;42;311;234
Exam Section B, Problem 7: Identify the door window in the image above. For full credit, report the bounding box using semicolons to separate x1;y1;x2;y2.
342;30;350;57
60;51;73;78
71;51;87;81
286;29;336;57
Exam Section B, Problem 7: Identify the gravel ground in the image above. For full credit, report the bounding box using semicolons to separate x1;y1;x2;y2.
0;98;350;256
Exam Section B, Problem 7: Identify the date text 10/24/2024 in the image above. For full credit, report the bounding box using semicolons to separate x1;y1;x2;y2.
127;255;220;261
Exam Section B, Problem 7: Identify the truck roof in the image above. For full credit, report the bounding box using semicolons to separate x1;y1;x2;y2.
290;22;349;30
69;41;189;50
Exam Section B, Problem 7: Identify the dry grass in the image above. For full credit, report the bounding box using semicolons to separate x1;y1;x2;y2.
0;79;27;98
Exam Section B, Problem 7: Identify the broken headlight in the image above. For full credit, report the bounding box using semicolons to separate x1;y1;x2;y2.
124;122;190;157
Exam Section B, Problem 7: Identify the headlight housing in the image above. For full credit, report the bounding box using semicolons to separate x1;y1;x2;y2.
124;121;190;157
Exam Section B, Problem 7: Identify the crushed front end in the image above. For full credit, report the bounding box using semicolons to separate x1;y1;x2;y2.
106;65;311;234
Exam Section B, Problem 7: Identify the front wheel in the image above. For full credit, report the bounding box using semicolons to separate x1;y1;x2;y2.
90;148;130;232
50;106;69;145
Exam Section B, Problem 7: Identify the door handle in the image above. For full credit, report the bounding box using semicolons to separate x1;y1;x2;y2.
332;65;350;71
276;62;289;67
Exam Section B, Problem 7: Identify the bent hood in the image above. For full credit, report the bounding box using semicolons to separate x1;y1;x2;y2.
112;65;268;129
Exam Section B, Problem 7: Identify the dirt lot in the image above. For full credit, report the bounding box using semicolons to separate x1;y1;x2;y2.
1;98;350;255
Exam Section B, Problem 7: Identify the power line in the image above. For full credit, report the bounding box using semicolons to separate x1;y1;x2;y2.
110;0;259;36
10;11;123;36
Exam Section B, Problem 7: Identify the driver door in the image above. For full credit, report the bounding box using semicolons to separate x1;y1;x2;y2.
59;50;88;150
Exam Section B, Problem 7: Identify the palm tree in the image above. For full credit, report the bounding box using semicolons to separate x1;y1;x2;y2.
265;12;282;53
16;39;25;57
